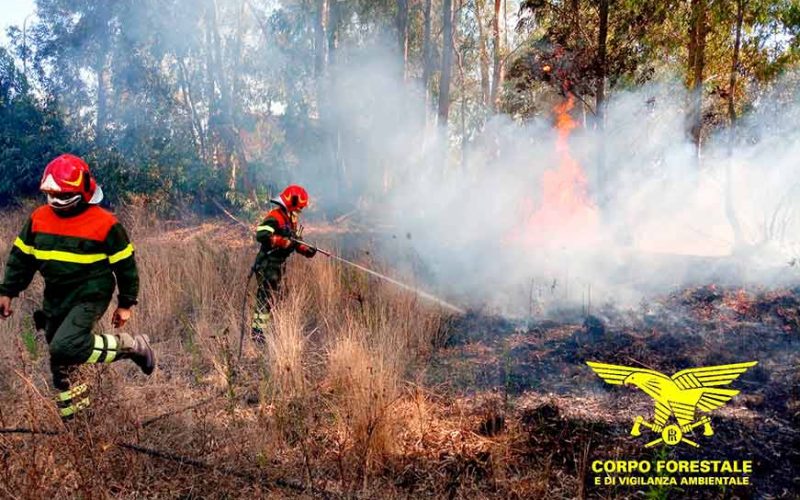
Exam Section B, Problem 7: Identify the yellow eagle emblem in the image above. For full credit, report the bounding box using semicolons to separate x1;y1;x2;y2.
586;361;758;448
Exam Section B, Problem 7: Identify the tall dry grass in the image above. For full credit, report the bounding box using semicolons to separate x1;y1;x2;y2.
0;203;449;496
253;240;449;491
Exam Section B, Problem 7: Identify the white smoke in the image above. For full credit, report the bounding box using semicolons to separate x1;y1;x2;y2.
302;43;800;315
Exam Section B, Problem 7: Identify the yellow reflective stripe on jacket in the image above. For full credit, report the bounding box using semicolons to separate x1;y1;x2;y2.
13;237;34;255
108;243;134;264
13;237;134;265
14;237;106;264
256;225;275;233
31;249;107;264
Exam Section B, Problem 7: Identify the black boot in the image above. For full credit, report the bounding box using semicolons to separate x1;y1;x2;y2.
251;327;266;345
118;333;155;375
251;311;270;345
132;334;155;375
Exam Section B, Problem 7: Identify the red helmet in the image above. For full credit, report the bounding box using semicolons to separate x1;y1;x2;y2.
276;185;309;212
40;154;103;206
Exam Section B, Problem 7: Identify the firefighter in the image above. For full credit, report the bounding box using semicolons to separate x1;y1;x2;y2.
251;185;317;343
0;154;154;421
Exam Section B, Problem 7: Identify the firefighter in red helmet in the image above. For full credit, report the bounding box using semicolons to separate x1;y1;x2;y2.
250;185;317;343
0;154;155;421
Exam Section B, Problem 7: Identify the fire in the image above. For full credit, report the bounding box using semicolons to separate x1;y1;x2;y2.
520;93;599;246
723;288;754;317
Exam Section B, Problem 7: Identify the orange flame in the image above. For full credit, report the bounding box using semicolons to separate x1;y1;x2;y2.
521;94;599;245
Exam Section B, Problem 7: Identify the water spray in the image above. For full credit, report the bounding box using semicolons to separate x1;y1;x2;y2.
289;237;466;314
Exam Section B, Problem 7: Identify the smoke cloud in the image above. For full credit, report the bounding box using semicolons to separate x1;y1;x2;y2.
304;42;800;316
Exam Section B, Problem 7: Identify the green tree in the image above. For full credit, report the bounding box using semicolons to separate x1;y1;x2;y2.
0;47;72;205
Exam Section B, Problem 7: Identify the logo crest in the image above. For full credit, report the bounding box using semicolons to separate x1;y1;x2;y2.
587;361;757;448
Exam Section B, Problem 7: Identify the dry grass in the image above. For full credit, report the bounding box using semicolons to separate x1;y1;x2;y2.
2;204;795;499
0;203;455;497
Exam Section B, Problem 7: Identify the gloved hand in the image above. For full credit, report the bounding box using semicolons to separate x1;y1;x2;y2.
296;244;317;258
0;296;12;319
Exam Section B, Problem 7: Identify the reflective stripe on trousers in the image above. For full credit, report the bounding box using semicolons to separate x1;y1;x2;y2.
85;334;119;364
251;312;271;330
55;383;90;419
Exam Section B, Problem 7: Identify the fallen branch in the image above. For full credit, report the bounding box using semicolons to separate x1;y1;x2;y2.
211;199;252;231
0;426;334;497
0;427;61;436
139;389;228;428
117;442;320;494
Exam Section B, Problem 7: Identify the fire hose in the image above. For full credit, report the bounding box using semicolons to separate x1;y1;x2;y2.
288;237;466;314
237;237;465;360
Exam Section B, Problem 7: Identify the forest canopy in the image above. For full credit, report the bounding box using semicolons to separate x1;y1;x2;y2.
0;0;798;213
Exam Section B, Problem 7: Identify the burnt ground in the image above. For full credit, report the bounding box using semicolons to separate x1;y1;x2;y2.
425;285;800;499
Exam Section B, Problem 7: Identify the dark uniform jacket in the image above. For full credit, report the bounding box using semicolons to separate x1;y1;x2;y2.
0;205;138;318
254;206;297;270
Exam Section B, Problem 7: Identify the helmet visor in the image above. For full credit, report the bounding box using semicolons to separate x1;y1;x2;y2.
47;193;82;211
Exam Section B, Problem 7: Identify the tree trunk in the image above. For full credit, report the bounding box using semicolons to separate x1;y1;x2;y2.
489;0;504;112
504;0;508;50
204;1;220;168
455;1;468;167
726;0;746;248
207;0;227;120
688;0;707;157
178;58;207;162
396;0;409;79
208;0;240;190
328;0;339;67
94;4;110;146
476;0;490;107
571;0;579;32
229;0;247;192
313;0;328;129
314;0;328;78
422;0;433;109
438;0;454;125
596;0;608;209
327;0;344;196
95;56;108;147
596;0;608;124
727;0;744;129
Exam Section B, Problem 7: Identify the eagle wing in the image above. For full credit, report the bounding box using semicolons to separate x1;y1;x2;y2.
695;388;740;412
671;362;758;389
586;361;665;385
654;400;672;426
